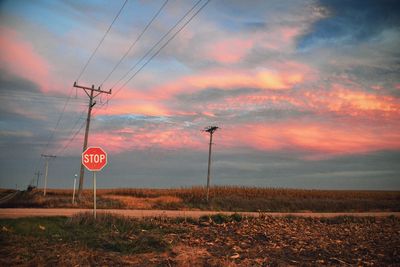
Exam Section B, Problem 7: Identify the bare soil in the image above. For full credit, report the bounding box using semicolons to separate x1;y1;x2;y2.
1;214;399;266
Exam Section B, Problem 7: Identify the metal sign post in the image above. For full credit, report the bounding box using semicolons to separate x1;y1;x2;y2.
93;171;96;219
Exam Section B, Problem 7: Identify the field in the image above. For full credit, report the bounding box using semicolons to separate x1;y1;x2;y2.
1;186;399;212
0;213;399;266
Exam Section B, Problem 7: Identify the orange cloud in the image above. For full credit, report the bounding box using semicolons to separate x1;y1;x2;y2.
146;65;310;102
0;27;50;91
220;121;400;157
256;70;304;89
332;89;398;112
95;102;170;117
302;85;400;116
66;115;400;157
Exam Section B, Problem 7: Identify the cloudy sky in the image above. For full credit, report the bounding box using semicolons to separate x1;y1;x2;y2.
0;0;399;190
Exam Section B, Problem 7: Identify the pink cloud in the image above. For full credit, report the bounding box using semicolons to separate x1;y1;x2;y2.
95;102;171;117
143;63;312;102
220;121;400;157
78;117;400;157
301;84;400;117
206;38;253;64
0;27;50;91
88;127;204;153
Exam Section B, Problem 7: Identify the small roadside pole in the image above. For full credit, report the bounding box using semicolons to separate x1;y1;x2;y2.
81;147;108;219
72;174;77;205
34;171;42;188
41;154;56;196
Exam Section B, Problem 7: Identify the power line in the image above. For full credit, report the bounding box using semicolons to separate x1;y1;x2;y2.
57;118;86;155
41;86;75;155
109;0;204;91
75;0;128;83
97;0;209;110
119;0;210;92
36;0;128;162
50;0;211;156
55;109;87;156
100;0;169;87
0;94;87;104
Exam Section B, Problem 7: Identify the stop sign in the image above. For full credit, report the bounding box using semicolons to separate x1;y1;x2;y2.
82;147;107;171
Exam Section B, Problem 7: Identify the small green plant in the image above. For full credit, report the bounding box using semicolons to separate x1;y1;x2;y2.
199;213;243;224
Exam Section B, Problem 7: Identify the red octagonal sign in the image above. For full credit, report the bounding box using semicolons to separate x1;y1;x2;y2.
82;147;107;171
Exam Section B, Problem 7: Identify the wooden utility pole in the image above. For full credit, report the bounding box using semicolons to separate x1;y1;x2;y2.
204;126;219;202
34;171;42;188
73;82;111;198
41;154;56;196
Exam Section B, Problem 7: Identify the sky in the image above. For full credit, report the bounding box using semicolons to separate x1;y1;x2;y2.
0;0;399;190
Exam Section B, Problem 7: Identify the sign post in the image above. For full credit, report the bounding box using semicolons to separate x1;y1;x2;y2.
93;171;96;219
82;147;107;219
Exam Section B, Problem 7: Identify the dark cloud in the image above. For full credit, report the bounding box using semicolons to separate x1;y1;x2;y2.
298;0;400;49
4;148;397;190
0;69;40;93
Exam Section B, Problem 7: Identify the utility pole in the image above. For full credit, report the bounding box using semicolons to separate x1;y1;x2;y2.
73;82;111;199
203;126;219;202
41;154;56;196
34;171;42;188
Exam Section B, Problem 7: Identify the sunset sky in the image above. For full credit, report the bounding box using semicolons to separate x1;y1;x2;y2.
0;0;399;190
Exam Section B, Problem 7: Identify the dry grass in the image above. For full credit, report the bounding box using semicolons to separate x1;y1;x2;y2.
101;195;182;209
103;186;400;212
1;186;399;212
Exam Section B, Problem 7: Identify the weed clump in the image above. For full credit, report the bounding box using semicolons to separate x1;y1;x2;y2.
66;213;176;254
199;213;243;224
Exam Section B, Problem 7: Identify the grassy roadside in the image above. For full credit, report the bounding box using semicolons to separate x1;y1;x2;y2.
1;213;399;266
1;186;399;212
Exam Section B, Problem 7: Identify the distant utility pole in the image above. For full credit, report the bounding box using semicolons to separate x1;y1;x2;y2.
204;126;219;202
73;82;111;199
41;154;56;196
34;171;42;188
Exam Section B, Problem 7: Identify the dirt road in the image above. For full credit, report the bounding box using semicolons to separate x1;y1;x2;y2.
0;208;399;218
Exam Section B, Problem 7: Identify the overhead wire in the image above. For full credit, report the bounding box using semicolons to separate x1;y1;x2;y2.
33;0;129;176
75;0;129;83
100;0;169;87
54;0;211;155
116;0;210;96
96;0;209;111
0;92;87;104
55;108;87;156
108;0;204;92
57;119;87;155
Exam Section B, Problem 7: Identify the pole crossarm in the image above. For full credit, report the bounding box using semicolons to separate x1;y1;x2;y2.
73;82;112;95
204;126;219;134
